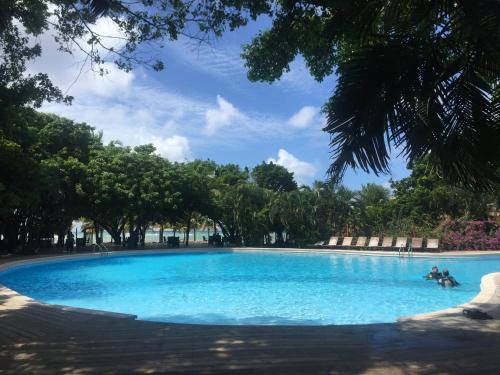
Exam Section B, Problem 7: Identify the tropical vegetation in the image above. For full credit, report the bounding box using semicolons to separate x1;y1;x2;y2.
1;110;498;252
1;1;499;190
1;1;499;252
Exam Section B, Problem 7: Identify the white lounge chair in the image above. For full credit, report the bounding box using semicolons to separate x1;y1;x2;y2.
411;238;423;251
395;237;407;249
381;237;394;249
327;236;339;247
340;237;353;247
354;236;367;247
368;237;380;247
426;238;440;251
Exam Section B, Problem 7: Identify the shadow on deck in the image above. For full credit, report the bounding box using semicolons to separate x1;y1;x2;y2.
1;285;500;374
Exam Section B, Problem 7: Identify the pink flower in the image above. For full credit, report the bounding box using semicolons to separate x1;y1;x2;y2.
442;220;500;250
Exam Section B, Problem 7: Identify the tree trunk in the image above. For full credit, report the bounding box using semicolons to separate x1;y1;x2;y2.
24;216;33;253
185;216;191;247
57;229;65;248
138;224;146;247
94;223;101;244
276;230;284;245
143;225;147;246
2;220;19;252
19;218;28;249
128;219;138;249
104;226;122;245
159;224;164;243
112;230;122;245
122;224;126;245
216;220;229;238
120;222;125;245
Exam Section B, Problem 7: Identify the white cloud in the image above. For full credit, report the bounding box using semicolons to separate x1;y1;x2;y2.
43;82;327;163
277;58;321;94
267;149;318;184
167;37;333;97
30;18;327;169
42;86;202;162
169;38;245;79
72;64;134;97
91;17;127;41
32;21;209;164
151;135;193;162
204;95;242;135
288;106;319;129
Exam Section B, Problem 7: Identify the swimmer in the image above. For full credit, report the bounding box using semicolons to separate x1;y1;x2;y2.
425;266;443;280
438;269;460;287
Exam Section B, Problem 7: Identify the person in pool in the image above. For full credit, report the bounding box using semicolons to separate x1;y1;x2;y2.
438;269;460;287
425;266;443;280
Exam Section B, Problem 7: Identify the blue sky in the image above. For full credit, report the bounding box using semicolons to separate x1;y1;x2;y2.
37;16;409;189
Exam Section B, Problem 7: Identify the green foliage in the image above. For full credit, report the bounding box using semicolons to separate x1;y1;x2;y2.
313;181;355;237
1;110;498;252
0;1;69;107
278;188;320;246
354;184;391;236
0;109;99;250
240;1;500;190
390;158;495;231
0;0;271;107
2;1;498;191
252;161;297;192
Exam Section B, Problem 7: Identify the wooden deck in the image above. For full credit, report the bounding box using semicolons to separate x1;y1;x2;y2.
1;286;500;374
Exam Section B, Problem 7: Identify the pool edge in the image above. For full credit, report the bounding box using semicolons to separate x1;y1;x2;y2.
398;272;500;321
1;249;500;324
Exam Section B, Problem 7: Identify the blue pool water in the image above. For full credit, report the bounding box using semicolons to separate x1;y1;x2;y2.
1;251;500;325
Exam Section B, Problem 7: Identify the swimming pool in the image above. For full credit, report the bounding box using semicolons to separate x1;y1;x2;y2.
1;251;499;325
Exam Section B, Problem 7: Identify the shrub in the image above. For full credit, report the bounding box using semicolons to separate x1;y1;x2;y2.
442;220;500;250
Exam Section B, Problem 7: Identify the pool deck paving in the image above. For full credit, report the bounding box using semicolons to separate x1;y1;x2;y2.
1;249;500;374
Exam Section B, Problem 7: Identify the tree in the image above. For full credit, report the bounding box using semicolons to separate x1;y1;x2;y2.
252;162;297;192
313;181;357;236
0;0;271;109
208;163;251;244
82;142;131;245
34;114;97;246
232;183;269;246
354;184;391;236
266;191;289;245
0;110;97;251
172;162;213;246
0;1;69;108
123;144;174;247
280;188;320;246
3;2;499;190
389;158;495;234
357;184;390;208
239;1;500;190
252;162;297;245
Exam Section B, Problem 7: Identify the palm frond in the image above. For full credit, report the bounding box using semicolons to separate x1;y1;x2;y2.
324;0;500;191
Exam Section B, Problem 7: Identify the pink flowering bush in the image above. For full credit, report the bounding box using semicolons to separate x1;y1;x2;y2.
442;220;500;250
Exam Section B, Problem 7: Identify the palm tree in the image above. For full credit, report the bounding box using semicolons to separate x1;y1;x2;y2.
320;1;500;190
240;1;500;190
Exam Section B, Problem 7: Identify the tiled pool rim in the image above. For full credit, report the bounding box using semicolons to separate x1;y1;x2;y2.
1;248;500;323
